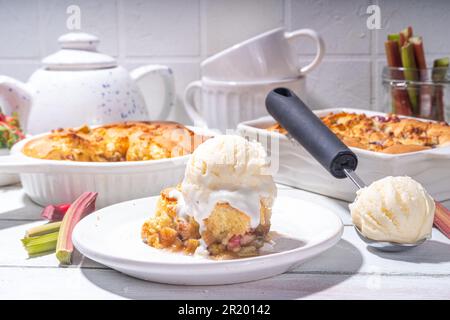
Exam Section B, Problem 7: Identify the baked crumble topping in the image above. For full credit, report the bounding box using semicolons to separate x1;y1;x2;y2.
267;112;450;154
23;121;207;161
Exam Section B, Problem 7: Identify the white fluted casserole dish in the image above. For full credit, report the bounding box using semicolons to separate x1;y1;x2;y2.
0;126;213;208
237;108;450;202
0;148;20;186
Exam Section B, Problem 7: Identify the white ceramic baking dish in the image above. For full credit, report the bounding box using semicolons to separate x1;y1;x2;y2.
0;126;213;208
0;148;20;186
237;108;450;202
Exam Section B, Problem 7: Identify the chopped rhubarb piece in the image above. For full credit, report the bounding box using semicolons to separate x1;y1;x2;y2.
401;43;419;114
41;203;71;221
409;37;427;70
25;221;62;238
227;235;241;251
400;26;413;42
385;40;402;67
21;231;59;257
434;202;450;239
240;233;256;246
432;58;449;121
387;33;400;42
56;192;98;265
21;222;62;257
56;203;71;213
399;32;406;47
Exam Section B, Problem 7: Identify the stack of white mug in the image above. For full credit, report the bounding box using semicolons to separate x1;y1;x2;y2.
183;27;325;132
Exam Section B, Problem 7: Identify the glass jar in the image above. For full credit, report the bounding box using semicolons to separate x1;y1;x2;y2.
382;66;450;122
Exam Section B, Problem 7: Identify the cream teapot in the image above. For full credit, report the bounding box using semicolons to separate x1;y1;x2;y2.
0;32;175;134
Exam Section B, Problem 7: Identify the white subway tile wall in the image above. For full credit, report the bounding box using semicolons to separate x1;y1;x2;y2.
39;0;119;57
123;0;200;57
0;0;40;58
205;0;284;55
1;0;450;124
291;0;371;55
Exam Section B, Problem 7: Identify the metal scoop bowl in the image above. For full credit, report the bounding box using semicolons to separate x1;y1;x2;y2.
354;225;428;252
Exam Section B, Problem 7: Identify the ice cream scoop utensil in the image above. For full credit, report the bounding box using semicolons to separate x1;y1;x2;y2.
265;88;427;251
265;88;358;179
343;168;366;189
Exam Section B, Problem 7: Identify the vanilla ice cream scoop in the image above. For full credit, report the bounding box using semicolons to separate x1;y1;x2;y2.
181;135;276;229
349;176;435;243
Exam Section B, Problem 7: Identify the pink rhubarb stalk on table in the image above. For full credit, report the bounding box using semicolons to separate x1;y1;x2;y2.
56;192;98;265
435;202;450;239
41;203;71;221
21;192;98;261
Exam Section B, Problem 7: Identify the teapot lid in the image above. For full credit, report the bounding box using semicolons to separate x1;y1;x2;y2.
42;32;117;70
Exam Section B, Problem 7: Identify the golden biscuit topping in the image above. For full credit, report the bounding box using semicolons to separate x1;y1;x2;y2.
141;187;272;258
267;112;450;154
23;121;208;162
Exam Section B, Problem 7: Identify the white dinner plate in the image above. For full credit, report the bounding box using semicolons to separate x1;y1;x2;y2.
73;195;343;285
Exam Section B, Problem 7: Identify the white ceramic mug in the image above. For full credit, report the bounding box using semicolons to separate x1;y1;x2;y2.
183;77;306;131
201;28;324;81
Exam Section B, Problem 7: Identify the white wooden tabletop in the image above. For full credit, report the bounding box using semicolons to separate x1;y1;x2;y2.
0;183;449;300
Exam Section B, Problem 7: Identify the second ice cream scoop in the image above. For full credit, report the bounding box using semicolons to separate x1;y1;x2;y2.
350;176;434;246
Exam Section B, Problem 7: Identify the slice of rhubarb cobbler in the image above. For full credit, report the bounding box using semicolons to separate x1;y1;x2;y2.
141;135;277;258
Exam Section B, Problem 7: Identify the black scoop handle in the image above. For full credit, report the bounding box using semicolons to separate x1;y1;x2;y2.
265;88;357;179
